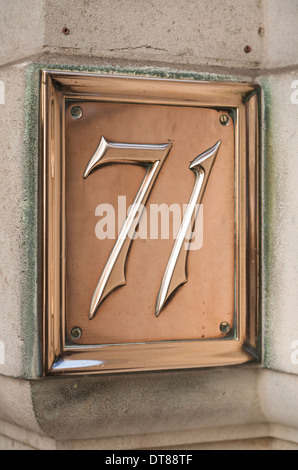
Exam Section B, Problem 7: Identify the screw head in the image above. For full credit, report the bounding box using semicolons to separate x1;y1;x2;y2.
70;105;83;119
219;114;229;126
70;326;82;340
62;26;70;35
244;45;252;54
219;321;230;334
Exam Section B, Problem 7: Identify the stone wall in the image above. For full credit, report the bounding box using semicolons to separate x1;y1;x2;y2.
0;0;298;449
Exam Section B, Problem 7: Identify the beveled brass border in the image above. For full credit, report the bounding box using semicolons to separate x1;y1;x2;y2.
40;70;259;375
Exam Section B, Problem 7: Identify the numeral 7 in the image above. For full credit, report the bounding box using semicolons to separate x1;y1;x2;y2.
84;137;172;319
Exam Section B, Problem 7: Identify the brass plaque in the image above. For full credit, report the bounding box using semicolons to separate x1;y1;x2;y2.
40;71;259;375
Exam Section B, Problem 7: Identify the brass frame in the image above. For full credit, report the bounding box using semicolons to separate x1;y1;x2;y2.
40;70;259;375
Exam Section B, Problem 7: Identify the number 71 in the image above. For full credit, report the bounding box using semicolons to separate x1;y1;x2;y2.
84;136;221;319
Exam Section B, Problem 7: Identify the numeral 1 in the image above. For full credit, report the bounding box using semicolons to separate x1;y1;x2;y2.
155;140;221;316
84;137;172;320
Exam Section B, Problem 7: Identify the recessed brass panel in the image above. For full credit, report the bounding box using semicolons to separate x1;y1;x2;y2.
40;71;259;375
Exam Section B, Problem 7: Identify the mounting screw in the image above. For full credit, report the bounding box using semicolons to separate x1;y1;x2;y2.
70;326;82;340
62;26;70;35
244;45;252;54
70;105;83;119
219;114;229;126
219;321;230;334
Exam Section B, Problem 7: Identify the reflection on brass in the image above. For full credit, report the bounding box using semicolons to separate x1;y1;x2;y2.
219;114;229;126
40;71;259;375
70;105;83;120
70;326;82;340
219;321;230;334
156;140;221;317
83;136;172;320
66;103;233;344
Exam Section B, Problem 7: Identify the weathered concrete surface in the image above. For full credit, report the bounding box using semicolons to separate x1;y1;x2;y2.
1;368;298;449
30;367;264;441
0;375;41;434
259;369;298;429
260;71;298;375
0;419;55;450
42;0;264;69
0;62;41;380
262;0;298;68
0;64;36;379
0;0;44;66
1;0;297;70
